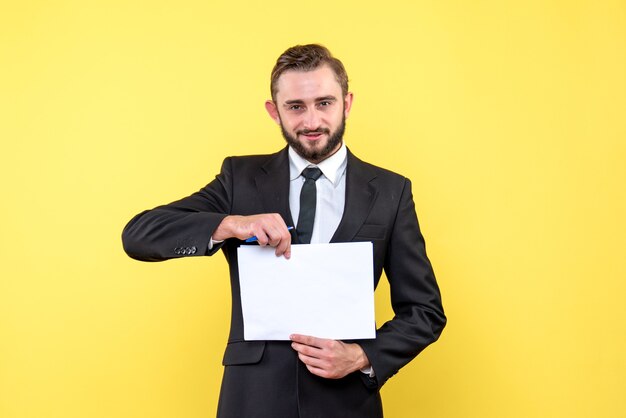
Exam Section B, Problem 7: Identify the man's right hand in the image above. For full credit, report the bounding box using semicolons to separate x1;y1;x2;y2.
212;214;292;258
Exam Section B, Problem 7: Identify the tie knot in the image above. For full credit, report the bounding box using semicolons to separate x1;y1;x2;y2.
302;167;323;181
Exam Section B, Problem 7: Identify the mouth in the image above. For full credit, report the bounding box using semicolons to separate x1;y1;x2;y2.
301;132;324;141
298;129;330;142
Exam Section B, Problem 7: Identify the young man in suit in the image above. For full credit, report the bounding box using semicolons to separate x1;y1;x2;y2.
122;44;446;418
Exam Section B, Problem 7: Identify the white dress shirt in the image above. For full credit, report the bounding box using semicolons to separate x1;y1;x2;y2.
288;144;347;244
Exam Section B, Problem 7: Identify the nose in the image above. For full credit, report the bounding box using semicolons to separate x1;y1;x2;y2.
302;108;322;130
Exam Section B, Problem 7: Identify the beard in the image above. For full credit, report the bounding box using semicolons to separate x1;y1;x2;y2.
280;115;346;163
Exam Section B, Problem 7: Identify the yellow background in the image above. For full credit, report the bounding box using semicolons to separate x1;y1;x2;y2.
1;1;624;417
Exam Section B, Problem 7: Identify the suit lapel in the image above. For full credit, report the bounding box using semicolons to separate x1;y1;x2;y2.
330;150;379;243
254;147;296;231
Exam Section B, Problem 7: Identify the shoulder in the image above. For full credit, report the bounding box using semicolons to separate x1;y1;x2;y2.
220;147;288;173
225;148;285;165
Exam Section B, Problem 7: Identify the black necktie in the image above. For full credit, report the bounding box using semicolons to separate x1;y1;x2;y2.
297;167;323;244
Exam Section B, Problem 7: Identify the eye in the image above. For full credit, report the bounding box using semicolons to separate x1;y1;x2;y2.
288;104;303;111
318;101;331;107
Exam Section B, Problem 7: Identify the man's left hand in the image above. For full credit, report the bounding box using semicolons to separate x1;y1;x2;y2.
290;334;370;379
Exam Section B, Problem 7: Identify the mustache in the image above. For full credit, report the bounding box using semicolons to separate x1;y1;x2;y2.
296;127;331;135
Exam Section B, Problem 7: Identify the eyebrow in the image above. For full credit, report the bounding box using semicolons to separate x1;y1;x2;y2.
315;96;338;102
283;96;338;105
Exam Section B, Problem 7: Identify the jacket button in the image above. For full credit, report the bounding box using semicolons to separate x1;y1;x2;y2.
191;246;197;254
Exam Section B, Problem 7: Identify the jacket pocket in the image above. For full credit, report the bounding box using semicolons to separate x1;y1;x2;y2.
222;340;266;366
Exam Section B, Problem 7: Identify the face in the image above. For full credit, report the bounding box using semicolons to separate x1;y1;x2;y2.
265;65;353;164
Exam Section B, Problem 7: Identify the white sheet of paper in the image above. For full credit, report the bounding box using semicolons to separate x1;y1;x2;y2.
237;242;375;341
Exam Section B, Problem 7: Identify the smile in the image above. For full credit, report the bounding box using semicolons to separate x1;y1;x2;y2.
302;132;324;140
298;128;330;141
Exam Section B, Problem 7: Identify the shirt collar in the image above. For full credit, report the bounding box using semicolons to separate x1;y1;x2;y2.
288;143;347;186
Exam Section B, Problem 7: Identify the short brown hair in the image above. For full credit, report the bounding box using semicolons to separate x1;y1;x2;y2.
270;44;349;101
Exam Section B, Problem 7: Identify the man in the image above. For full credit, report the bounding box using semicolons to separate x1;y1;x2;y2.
122;44;446;418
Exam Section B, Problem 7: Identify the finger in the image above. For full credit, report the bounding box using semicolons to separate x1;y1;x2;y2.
270;214;292;256
290;334;325;348
274;242;285;257
254;230;270;246
261;215;288;247
275;233;291;258
268;231;282;248
291;342;323;358
297;352;327;369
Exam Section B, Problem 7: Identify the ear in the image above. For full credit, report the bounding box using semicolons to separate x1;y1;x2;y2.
343;92;354;119
265;100;281;125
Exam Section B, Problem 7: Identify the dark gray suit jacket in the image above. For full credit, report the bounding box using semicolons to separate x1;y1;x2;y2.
122;147;446;418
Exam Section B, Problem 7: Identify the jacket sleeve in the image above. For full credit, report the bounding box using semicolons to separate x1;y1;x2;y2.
121;157;234;261
358;178;446;388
